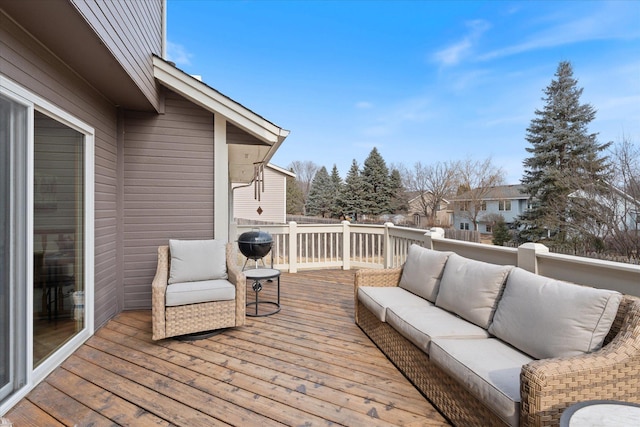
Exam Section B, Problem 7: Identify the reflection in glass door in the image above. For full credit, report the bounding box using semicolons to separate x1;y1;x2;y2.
33;111;85;367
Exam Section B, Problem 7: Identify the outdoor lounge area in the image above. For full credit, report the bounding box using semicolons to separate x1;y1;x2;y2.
5;269;450;426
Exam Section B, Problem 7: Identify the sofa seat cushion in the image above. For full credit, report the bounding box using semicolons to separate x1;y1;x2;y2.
386;305;489;354
358;286;433;322
431;338;534;427
166;279;236;307
435;253;513;329
488;267;623;359
398;244;451;302
169;239;228;284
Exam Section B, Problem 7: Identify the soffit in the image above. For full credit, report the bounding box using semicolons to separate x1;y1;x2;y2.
0;0;153;111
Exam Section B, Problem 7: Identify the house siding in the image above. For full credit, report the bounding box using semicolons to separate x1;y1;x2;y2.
71;0;163;110
1;11;120;328
122;89;215;309
234;166;287;224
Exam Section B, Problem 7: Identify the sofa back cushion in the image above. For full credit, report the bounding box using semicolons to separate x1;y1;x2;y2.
398;244;451;302
488;267;623;359
168;239;228;285
435;253;512;329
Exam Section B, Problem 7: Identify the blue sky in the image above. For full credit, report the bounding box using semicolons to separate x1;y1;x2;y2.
167;0;640;184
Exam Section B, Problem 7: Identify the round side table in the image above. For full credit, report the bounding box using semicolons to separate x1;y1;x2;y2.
245;268;281;317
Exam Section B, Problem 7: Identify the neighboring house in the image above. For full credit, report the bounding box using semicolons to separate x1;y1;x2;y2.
406;192;452;228
233;163;295;224
451;185;529;233
569;184;640;237
0;0;289;412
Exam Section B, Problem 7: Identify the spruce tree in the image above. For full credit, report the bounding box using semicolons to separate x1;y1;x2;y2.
388;168;408;213
329;164;343;218
338;159;365;221
519;61;611;244
361;147;391;216
305;167;333;217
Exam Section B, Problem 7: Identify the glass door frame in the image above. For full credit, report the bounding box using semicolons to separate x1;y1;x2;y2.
0;76;95;414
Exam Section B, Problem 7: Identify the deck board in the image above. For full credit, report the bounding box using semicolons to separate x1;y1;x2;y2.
6;269;450;426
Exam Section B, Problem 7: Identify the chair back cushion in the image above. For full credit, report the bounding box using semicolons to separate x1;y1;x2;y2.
168;239;228;284
399;244;451;302
435;253;512;329
488;267;622;359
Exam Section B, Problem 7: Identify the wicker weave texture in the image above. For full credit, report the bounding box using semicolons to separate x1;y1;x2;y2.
151;243;246;340
357;302;506;426
355;268;640;427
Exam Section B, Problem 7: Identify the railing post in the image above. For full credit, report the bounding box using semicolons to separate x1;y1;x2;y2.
288;221;298;273
342;220;351;270
229;222;238;244
517;242;549;273
383;222;394;268
423;227;445;249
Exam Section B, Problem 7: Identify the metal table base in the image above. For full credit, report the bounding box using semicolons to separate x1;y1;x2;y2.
245;268;281;317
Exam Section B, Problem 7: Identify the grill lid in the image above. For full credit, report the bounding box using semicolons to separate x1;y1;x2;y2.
238;230;273;260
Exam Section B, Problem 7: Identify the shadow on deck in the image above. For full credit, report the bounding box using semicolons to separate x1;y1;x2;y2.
7;269;450;426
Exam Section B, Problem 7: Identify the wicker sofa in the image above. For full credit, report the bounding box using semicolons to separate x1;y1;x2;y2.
152;240;246;340
354;244;640;426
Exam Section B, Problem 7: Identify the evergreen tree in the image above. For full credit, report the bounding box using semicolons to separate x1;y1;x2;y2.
361;147;391;216
388;168;408;213
286;172;305;215
519;61;611;244
305;167;333;217
329;164;343;218
492;218;511;246
338;159;365;221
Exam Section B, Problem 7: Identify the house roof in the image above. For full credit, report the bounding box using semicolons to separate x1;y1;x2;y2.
152;56;290;183
453;184;529;201
267;163;296;178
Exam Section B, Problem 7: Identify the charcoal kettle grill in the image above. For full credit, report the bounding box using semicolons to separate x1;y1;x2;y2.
237;230;273;270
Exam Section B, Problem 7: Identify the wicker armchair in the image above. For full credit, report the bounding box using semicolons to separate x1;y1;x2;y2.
151;242;246;340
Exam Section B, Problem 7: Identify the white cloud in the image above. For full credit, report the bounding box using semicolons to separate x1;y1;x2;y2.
166;41;193;66
479;4;640;62
356;101;373;109
433;19;491;67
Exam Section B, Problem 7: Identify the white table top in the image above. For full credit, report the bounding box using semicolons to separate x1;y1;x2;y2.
563;401;640;427
244;268;280;280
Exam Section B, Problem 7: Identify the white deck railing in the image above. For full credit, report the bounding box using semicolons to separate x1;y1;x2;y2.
230;222;640;297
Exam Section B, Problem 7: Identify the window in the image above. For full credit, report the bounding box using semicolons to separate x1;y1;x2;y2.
486;224;493;233
459;201;469;211
499;200;512;211
460;222;469;230
481;201;487;211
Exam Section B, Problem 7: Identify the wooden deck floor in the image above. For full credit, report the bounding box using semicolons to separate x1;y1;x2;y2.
7;270;450;426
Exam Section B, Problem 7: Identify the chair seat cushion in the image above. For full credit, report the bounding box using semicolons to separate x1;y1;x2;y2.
386;305;489;354
358;286;433;322
431;338;534;427
166;279;236;307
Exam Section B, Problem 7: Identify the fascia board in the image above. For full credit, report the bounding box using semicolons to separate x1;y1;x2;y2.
153;57;290;145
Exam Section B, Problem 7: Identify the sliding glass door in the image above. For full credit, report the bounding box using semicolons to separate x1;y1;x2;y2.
0;77;93;411
33;111;85;367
